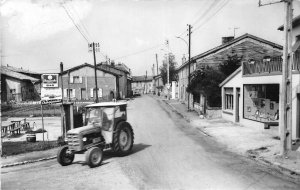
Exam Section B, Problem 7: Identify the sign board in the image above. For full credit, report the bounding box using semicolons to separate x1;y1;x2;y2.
42;74;59;88
41;87;62;105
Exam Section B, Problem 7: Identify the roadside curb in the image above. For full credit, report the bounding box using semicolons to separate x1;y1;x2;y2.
161;99;211;137
1;156;57;168
247;153;300;182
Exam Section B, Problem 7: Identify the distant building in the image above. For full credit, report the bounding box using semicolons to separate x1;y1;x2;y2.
132;76;153;94
97;62;132;99
152;75;163;95
60;63;118;101
1;65;41;103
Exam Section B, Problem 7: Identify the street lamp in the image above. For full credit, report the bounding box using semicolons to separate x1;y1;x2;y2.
175;36;188;48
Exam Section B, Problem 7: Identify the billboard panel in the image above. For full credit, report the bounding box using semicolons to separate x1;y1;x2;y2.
41;87;62;104
42;74;59;88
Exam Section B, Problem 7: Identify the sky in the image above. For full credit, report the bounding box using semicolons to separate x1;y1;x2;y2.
1;0;300;76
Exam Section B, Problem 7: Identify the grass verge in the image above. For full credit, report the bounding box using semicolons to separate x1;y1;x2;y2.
1;141;59;157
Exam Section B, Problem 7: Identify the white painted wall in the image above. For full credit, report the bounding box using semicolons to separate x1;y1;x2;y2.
222;71;300;139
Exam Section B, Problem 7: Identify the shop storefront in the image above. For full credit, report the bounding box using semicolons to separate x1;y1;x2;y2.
243;84;279;123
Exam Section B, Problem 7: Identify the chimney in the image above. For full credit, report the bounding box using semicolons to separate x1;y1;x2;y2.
111;60;115;67
222;36;234;44
182;54;186;64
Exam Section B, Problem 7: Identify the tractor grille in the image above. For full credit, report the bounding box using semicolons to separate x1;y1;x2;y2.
67;134;80;150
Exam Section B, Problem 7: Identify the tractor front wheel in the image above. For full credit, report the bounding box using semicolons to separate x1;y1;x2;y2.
57;146;74;166
113;122;134;156
86;147;103;168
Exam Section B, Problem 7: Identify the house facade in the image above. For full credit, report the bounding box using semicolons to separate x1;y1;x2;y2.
152;75;163;95
1;65;40;103
177;34;283;114
60;63;118;101
132;76;153;94
220;15;300;141
98;62;132;99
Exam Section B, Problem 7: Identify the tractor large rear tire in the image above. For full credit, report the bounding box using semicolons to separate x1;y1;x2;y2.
57;146;74;166
113;122;134;156
86;147;103;168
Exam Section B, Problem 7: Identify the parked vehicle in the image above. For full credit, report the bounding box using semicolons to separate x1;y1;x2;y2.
57;101;134;168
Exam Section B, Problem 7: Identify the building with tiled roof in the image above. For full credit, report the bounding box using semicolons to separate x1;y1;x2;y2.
1;65;41;103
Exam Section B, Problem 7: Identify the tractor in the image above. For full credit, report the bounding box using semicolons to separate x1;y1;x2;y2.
57;101;134;168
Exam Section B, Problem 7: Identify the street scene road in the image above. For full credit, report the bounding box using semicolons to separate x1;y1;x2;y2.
2;96;299;190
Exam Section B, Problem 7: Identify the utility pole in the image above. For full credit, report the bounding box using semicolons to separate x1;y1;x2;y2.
281;0;293;155
156;54;159;89
60;62;64;102
89;42;100;103
259;0;293;155
67;70;70;102
187;24;192;111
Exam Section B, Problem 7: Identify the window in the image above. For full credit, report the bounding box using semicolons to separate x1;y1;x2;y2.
224;88;233;110
64;89;75;98
10;89;16;94
70;76;82;84
243;84;279;122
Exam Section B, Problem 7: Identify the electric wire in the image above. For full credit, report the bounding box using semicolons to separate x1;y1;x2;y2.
192;0;230;33
67;2;93;41
191;0;221;26
114;44;163;60
61;3;90;43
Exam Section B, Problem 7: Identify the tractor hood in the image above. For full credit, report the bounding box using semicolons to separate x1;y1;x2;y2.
67;125;101;135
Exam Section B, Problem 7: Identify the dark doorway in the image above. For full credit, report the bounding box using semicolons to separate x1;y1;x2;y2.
236;88;240;122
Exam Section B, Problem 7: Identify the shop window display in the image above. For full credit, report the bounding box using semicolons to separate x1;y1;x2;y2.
243;84;279;122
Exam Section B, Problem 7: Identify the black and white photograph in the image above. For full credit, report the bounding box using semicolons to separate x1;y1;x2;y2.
1;0;300;189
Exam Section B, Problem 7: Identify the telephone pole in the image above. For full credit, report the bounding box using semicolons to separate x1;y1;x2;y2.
259;0;294;155
89;42;100;103
156;54;159;88
281;0;293;155
187;24;192;111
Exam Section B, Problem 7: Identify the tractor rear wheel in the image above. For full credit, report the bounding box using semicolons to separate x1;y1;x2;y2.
113;122;134;156
57;146;74;166
86;147;103;168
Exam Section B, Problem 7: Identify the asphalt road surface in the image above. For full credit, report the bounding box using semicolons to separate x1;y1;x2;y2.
2;95;300;190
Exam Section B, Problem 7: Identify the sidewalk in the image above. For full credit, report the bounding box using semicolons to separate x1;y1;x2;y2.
156;96;300;182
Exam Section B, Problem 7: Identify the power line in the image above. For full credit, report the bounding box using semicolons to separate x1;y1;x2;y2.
67;2;93;41
191;0;221;26
114;44;162;60
192;0;230;33
61;3;90;43
177;0;224;38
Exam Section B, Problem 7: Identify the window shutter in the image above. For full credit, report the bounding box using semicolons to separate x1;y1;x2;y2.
63;89;67;97
90;88;93;97
72;89;76;98
79;76;83;83
98;88;102;98
70;76;74;83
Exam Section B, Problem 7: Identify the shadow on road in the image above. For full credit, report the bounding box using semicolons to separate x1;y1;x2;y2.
72;143;151;167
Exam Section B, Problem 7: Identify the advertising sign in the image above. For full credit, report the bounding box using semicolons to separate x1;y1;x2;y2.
41;87;62;105
42;74;59;88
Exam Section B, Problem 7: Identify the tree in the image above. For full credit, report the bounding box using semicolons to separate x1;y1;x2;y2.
187;66;225;107
219;54;242;77
159;53;178;85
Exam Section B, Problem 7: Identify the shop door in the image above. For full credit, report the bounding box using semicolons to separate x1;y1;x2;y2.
235;88;240;122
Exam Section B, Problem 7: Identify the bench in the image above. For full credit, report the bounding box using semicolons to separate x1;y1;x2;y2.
264;122;279;129
10;126;22;135
21;122;30;130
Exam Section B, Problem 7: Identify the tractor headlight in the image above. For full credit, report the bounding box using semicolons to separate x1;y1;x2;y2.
82;137;87;141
